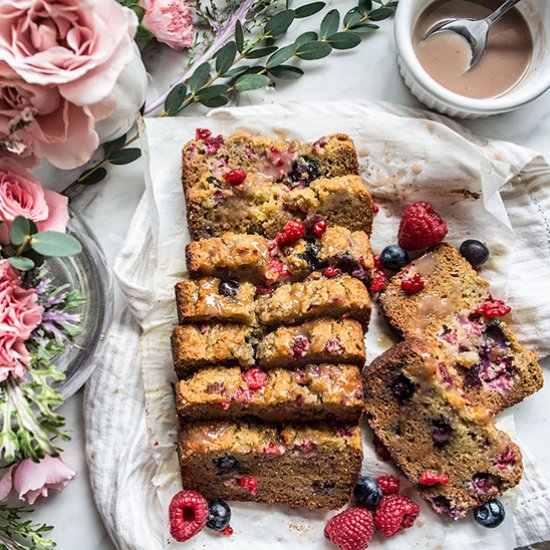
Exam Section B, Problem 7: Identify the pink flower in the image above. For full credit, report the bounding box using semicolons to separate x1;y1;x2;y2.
0;159;68;244
141;0;194;51
0;260;43;381
0;454;76;505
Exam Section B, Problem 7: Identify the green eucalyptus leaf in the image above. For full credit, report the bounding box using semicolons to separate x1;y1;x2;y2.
223;65;251;78
164;83;188;115
358;0;373;15
109;148;142;165
79;167;107;186
295;31;318;47
103;133;127;155
234;74;271;92
235;20;244;52
244;46;278;59
268;65;304;80
31;232;82;257
136;24;153;40
215;42;237;75
368;7;395;20
265;9;295;39
344;7;363;28
295;2;326;18
196;84;230;100
8;256;35;271
199;95;230;108
350;23;379;32
9;216;32;246
130;4;145;20
189;62;211;92
295;40;332;60
266;44;297;69
326;31;361;49
320;9;340;37
22;249;45;269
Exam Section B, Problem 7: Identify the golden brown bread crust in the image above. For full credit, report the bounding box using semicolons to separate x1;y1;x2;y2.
175;364;364;423
363;338;523;519
178;420;363;509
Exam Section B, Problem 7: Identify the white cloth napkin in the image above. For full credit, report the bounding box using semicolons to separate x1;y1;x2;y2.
85;101;550;550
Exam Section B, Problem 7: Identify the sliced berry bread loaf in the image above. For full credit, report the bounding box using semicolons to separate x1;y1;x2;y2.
178;420;363;509
363;338;523;519
379;243;543;413
175;364;364;423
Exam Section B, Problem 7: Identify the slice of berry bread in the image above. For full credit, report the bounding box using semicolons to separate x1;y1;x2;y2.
257;319;365;369
171;324;255;377
363;338;523;519
175;365;364;423
379;243;543;412
177;420;363;509
175;278;256;325
256;275;371;328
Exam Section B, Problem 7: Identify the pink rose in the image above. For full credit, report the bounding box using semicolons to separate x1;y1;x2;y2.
0;0;138;109
0;260;43;381
141;0;194;51
0;454;76;505
0;159;68;244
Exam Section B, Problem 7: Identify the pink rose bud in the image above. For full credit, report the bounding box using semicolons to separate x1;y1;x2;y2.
140;0;194;51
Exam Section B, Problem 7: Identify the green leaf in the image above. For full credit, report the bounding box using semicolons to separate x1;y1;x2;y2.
266;44;297;69
197;84;230;100
215;41;237;75
235;20;244;52
295;40;332;60
223;65;251;78
320;9;340;37
130;4;145;20
358;0;373;15
136;24;153;40
189;62;211;92
199;95;230;108
268;65;304;80
9;216;34;246
368;7;395;21
295;2;326;18
31;232;82;257
109;148;142;165
265;9;295;39
103;133;127;155
295;31;318;47
244;46;278;59
344;7;363;28
234;74;271;92
7;256;35;271
350;23;379;32
79;167;107;186
164;83;188;115
326;32;361;49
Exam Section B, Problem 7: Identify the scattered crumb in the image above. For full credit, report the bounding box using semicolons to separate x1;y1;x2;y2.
427;121;436;134
411;163;423;175
288;523;313;534
358;147;370;157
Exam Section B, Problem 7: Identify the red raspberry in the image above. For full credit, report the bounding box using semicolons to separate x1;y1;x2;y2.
195;128;212;140
276;221;306;247
168;490;208;542
255;284;274;296
238;476;258;495
418;470;449;486
216;402;231;411
224;169;247;185
324;507;374;550
220;525;233;536
313;219;328;237
373;436;392;461
324;266;342;278
241;368;268;391
292;335;309;358
475;295;511;318
372;202;380;214
401;273;425;294
376;475;400;495
374;494;420;537
264;259;290;284
398;202;448;251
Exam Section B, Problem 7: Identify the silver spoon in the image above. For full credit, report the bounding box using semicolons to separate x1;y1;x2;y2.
423;0;523;70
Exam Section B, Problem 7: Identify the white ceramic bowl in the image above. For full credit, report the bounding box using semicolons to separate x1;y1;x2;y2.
395;0;550;118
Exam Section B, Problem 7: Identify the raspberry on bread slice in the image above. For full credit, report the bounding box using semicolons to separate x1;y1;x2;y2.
177;420;363;510
171;324;255;377
257;318;365;369
175;278;256;325
363;338;523;519
379;243;543;412
175;364;364;423
256;275;371;328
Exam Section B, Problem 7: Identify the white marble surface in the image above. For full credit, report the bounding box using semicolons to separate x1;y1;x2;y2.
31;3;550;548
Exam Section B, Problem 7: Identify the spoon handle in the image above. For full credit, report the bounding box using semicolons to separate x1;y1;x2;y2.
486;0;523;25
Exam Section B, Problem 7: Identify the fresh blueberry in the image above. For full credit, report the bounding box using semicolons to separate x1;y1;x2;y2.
213;454;239;473
299;242;323;270
353;475;382;510
390;374;416;403
289;155;321;185
206;499;231;531
380;245;409;272
459;240;490;268
430;418;453;447
473;499;505;528
218;279;239;299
